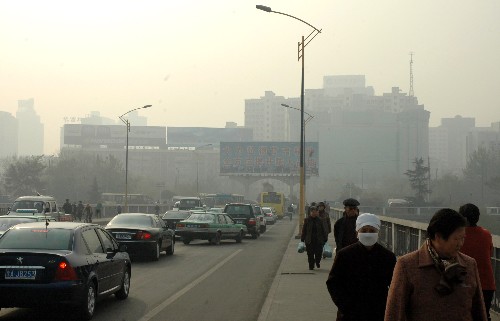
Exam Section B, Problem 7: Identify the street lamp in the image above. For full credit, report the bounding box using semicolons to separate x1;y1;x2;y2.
119;104;152;211
257;5;321;237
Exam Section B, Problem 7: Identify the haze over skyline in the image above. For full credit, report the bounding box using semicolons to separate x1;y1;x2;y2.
1;0;499;155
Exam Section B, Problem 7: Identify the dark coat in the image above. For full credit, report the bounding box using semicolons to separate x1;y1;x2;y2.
326;242;397;321
333;214;358;251
385;244;487;321
301;216;328;245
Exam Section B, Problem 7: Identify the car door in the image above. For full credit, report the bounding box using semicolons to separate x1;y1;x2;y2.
216;214;227;238
156;216;171;250
95;227;124;290
81;227;114;294
223;214;238;237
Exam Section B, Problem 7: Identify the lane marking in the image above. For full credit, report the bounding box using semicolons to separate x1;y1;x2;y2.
138;249;243;321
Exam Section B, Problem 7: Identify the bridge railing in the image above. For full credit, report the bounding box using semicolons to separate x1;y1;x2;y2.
331;208;500;313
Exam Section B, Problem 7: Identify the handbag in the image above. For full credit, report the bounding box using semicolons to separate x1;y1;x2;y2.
322;243;333;258
297;241;306;253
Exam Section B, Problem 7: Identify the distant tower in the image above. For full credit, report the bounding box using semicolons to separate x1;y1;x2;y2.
409;52;414;97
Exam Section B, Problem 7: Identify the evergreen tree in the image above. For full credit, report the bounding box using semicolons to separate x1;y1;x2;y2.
404;157;430;205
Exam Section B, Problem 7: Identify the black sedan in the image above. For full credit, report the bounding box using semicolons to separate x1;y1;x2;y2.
105;213;175;261
0;222;131;320
161;210;192;238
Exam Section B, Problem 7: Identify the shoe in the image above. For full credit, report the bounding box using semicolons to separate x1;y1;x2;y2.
309;265;314;270
316;262;320;268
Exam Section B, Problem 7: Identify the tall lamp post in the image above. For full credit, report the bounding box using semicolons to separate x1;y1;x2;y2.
119;104;152;211
257;5;321;237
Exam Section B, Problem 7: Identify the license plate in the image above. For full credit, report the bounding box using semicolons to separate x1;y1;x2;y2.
236;220;244;224
186;224;199;228
115;233;131;239
5;269;36;280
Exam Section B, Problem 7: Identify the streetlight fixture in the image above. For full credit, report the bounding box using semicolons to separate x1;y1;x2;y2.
119;104;152;211
257;5;321;237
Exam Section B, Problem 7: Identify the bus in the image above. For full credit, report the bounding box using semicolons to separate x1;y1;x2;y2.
259;192;285;219
101;193;152;205
201;194;245;208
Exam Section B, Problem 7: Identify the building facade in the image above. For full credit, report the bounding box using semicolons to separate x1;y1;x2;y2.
0;111;18;158
16;98;44;156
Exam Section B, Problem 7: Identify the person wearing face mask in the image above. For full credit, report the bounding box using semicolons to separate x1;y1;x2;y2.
326;213;396;321
385;208;487;321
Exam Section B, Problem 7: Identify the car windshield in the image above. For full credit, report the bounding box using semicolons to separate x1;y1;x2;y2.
109;215;153;227
185;214;215;222
262;208;272;214
162;211;191;219
225;205;251;216
0;228;72;250
0;217;38;232
10;201;45;213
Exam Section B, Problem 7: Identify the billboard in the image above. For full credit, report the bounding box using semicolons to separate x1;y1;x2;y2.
63;124;166;148
220;142;319;176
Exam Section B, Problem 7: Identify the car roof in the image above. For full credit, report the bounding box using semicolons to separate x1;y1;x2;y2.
0;215;49;219
14;195;57;201
116;213;157;216
8;221;97;230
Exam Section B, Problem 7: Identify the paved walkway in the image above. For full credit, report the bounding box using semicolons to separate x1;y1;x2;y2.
258;219;500;321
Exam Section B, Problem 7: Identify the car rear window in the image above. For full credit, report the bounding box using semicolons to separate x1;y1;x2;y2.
186;214;215;222
108;215;153;227
225;205;252;216
162;211;191;219
0;218;37;232
0;228;72;250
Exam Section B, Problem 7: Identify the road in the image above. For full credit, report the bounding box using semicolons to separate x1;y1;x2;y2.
0;218;297;321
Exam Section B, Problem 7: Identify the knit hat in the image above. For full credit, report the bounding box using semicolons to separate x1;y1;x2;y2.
356;213;381;231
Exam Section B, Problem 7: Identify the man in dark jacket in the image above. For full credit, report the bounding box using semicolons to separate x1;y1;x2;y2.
333;198;360;252
318;201;332;235
301;205;328;270
62;199;72;214
327;213;397;321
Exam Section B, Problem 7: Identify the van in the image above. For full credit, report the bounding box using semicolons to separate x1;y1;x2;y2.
7;195;68;221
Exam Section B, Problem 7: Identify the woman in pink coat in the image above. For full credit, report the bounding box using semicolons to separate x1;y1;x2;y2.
385;208;487;321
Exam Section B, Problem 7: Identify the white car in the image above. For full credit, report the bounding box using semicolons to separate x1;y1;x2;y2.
261;207;277;225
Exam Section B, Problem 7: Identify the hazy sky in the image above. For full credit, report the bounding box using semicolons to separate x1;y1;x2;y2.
1;0;499;154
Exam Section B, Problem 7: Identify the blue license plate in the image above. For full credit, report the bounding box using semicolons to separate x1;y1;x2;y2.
5;269;37;280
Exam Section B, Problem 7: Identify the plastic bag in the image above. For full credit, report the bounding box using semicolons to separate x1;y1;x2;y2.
297;241;306;253
322;243;333;258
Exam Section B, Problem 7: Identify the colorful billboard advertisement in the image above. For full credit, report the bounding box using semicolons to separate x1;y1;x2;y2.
220;142;319;176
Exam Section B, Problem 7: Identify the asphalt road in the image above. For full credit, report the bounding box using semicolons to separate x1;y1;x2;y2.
0;218;297;321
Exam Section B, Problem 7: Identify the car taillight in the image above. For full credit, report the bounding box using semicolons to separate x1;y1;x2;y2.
248;218;256;225
55;261;78;281
135;231;152;240
200;224;209;228
176;223;184;228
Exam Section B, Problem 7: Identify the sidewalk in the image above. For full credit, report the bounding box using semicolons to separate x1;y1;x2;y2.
258;220;337;321
258;220;500;321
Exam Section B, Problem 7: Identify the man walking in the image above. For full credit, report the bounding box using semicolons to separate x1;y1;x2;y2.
301;205;328;270
327;213;397;321
333;198;360;252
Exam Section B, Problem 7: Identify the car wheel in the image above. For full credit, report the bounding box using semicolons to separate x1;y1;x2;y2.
235;231;243;243
115;269;130;300
182;238;191;245
251;232;258;239
80;281;96;320
166;237;175;255
211;232;221;245
152;242;160;261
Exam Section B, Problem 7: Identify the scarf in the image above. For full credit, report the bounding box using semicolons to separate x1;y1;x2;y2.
426;239;466;296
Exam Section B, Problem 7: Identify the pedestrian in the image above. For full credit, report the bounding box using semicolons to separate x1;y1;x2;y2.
459;203;496;321
95;201;102;219
72;202;77;219
84;203;93;223
318;201;332;235
301;205;328;270
333;198;360;252
76;201;84;222
62;199;72;214
326;213;396;321
385;208;487;321
155;202;160;216
116;204;122;214
325;201;331;215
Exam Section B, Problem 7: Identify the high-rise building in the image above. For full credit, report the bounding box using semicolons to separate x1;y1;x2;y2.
245;91;290;142
0;111;18;158
466;122;500;159
16;98;44;156
429;115;475;175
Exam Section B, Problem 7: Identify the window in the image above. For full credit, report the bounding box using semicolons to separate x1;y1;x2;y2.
96;228;116;251
82;229;104;254
218;215;226;224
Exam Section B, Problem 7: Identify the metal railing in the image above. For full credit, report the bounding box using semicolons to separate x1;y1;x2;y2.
331;208;500;313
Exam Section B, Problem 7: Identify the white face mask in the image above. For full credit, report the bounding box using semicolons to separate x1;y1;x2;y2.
358;233;379;247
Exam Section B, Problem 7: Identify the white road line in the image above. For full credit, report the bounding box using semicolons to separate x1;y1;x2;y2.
138;249;243;321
